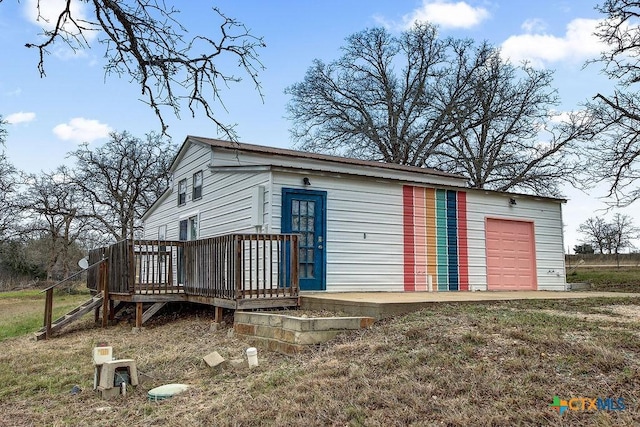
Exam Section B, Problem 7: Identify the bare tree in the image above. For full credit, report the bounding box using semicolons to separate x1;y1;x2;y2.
433;55;594;195
0;152;18;238
286;24;590;195
19;1;265;138
578;216;612;254
19;168;90;280
0;117;19;238
578;214;639;258
286;24;467;165
585;1;640;205
609;213;640;256
69;131;176;241
0;115;6;146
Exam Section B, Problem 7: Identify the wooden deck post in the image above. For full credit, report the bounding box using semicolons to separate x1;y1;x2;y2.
235;236;242;300
214;306;223;323
43;288;53;340
100;261;109;328
291;235;299;296
135;302;143;328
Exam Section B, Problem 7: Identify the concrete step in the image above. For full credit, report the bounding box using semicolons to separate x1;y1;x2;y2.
234;312;374;355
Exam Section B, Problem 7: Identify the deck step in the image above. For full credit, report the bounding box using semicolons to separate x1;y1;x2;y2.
142;302;167;324
35;293;104;340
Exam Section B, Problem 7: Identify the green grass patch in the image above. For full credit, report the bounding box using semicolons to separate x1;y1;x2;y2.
0;289;43;300
567;267;640;292
0;289;91;341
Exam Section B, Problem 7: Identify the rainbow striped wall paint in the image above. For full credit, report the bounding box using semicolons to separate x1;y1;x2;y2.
403;185;469;292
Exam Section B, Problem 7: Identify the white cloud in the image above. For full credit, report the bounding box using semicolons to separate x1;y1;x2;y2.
549;110;573;124
402;0;490;29
521;18;547;34
53;117;112;143
23;0;97;42
5;112;36;124
501;18;604;67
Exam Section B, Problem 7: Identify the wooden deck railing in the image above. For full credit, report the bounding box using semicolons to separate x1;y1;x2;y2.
87;234;299;302
184;234;299;299
130;240;182;294
87;246;106;291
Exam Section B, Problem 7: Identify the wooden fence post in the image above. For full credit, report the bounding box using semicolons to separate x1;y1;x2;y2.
43;288;53;340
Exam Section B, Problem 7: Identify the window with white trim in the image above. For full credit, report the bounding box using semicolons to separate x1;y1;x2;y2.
179;215;198;240
189;215;198;240
192;170;203;200
158;225;167;240
178;179;187;206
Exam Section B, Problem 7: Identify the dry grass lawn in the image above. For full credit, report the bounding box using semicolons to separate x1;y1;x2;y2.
0;297;639;426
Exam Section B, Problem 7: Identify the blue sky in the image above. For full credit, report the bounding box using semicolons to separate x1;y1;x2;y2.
0;0;637;251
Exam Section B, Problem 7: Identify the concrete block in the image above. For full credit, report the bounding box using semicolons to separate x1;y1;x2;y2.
100;387;121;399
97;359;138;399
568;282;591;291
292;330;342;345
245;335;306;355
235;312;283;327
233;312;251;324
233;313;376;353
253;325;295;342
203;351;225;368
308;317;364;331
233;323;256;335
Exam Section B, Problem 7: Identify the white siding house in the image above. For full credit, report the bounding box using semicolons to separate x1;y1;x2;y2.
142;136;568;292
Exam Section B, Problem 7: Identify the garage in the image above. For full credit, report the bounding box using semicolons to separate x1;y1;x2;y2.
485;218;537;290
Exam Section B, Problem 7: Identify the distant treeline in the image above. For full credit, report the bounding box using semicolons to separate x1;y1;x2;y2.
566;253;640;266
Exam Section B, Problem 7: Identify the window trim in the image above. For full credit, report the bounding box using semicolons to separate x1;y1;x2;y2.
177;178;187;206
178;214;199;240
188;215;198;240
157;225;167;240
192;170;203;201
178;210;200;240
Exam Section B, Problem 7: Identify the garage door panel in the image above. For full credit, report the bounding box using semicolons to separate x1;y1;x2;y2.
485;218;537;291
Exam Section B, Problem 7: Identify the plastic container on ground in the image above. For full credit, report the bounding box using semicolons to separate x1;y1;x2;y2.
246;347;258;368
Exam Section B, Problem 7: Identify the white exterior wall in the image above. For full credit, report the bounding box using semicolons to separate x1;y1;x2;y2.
271;171;405;292
199;170;271;235
143;140;567;293
465;191;566;291
268;173;566;293
143;142;271;239
143;141;211;239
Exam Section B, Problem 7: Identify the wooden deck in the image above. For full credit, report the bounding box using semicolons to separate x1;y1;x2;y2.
85;234;300;326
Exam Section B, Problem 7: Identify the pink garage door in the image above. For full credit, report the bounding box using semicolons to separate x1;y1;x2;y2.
485;218;537;291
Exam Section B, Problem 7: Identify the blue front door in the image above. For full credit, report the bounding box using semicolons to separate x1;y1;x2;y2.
282;188;326;291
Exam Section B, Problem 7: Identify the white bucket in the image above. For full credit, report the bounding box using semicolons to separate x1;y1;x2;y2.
246;347;259;368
